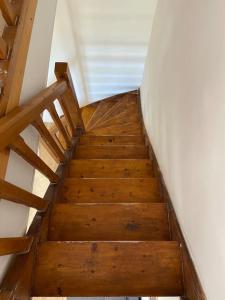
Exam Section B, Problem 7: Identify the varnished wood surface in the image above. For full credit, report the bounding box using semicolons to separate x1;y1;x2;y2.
0;0;17;25
79;135;145;145
0;80;67;152
74;145;148;159
87;122;143;136
0;237;33;256
67;159;153;178
33;116;65;163
49;203;170;241
33;241;183;297
0;179;48;211
60;178;161;203
10;136;59;183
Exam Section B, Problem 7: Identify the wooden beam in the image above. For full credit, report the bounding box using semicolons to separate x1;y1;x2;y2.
0;36;8;59
0;179;48;211
0;0;17;25
32;116;65;163
55;62;85;132
0;237;33;256
0;80;67;152
10;136;59;183
47;103;71;148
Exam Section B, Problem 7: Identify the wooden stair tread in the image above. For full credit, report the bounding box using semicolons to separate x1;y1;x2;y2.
60;178;161;203
93;94;138;128
87;122;143;136
67;159;153;178
79;135;145;145
33;241;183;297
49;203;170;241
86;100;117;130
74;145;148;159
81;103;98;129
94;106;141;130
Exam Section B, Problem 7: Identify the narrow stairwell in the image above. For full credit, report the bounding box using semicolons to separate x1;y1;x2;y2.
32;92;184;297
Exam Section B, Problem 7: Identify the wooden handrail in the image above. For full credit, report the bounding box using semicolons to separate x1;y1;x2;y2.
0;179;48;211
0;80;67;151
0;237;33;256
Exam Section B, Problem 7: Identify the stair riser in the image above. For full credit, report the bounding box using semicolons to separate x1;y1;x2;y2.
74;146;149;159
49;203;170;241
79;135;145;146
33;242;184;297
60;178;162;203
68;159;153;178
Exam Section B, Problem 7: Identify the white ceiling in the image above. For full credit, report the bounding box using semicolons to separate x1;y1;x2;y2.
48;0;158;106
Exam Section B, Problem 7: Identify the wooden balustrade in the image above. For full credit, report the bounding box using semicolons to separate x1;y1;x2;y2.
0;63;84;264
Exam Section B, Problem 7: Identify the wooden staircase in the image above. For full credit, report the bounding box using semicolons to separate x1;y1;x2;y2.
32;92;184;297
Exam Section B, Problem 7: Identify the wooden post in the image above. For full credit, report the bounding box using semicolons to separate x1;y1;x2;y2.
54;62;85;133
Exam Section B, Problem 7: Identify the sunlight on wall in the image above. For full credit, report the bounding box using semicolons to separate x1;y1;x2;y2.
48;0;157;106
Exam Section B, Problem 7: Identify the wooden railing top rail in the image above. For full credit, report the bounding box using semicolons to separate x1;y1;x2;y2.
0;80;67;151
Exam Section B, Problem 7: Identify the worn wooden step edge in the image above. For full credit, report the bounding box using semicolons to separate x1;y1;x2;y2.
48;202;170;241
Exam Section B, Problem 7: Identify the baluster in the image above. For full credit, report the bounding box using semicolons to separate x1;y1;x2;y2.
47;102;71;148
55;62;85;134
0;179;47;211
32;116;65;163
0;0;17;25
0;237;33;256
10;135;59;183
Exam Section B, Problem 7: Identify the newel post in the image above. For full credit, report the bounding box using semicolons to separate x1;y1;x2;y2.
54;62;85;135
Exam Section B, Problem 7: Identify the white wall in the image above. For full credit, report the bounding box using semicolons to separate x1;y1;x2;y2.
48;0;157;106
0;0;57;283
141;1;225;299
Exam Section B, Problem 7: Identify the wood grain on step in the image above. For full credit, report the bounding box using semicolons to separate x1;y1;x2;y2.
60;178;161;203
74;145;148;159
67;159;153;178
88;122;143;136
79;135;145;145
86;100;116;130
49;203;170;241
33;241;183;297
